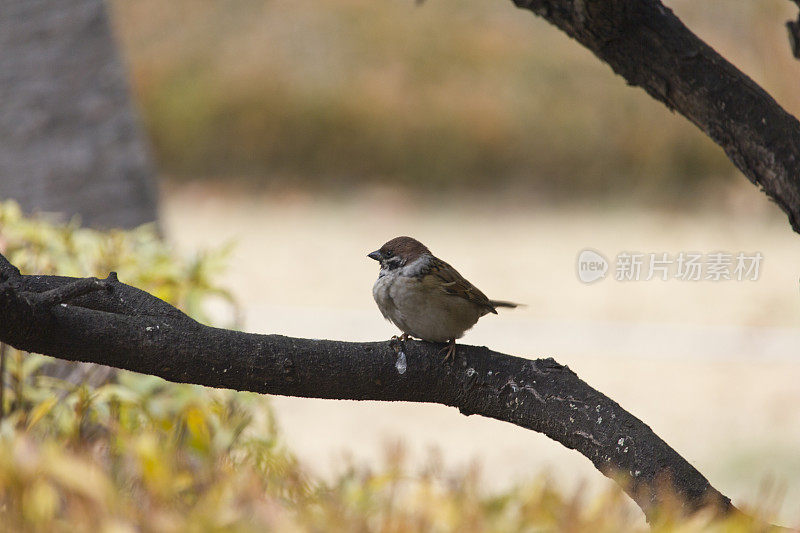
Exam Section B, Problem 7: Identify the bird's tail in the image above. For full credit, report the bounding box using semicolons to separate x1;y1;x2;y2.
490;300;523;309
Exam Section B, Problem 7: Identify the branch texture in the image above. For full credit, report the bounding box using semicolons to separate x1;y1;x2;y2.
512;0;800;232
0;254;736;522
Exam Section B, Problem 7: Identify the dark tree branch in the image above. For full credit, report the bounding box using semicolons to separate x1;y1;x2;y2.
511;0;800;233
0;342;7;420
0;253;20;282
789;0;800;59
24;275;113;309
0;254;743;523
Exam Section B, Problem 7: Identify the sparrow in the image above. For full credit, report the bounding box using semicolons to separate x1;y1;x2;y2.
368;236;519;361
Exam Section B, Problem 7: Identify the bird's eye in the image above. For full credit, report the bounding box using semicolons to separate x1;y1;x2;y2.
384;250;393;258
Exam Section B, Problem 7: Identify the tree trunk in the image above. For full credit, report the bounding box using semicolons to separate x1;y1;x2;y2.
0;0;158;229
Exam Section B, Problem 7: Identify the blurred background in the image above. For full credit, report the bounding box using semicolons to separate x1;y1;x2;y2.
111;0;800;201
2;0;800;527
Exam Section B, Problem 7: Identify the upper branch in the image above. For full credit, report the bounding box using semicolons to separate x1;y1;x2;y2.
789;1;800;59
0;254;736;522
512;0;800;233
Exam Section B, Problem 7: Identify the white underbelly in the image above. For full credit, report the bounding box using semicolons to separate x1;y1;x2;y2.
373;274;482;342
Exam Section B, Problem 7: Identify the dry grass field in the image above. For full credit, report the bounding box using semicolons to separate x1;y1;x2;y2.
110;0;800;198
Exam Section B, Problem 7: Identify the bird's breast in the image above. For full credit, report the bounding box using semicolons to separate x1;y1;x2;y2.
372;273;397;320
373;273;483;342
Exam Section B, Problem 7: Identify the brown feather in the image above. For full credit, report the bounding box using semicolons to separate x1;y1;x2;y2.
490;300;522;309
421;256;498;314
376;236;522;314
379;236;430;264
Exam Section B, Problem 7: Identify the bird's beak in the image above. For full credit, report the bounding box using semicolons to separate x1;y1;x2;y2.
367;250;382;261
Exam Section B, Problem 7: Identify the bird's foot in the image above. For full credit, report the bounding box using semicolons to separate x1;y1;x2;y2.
439;339;457;363
389;334;411;355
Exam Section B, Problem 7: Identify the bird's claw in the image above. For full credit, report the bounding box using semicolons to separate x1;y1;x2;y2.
439;340;457;363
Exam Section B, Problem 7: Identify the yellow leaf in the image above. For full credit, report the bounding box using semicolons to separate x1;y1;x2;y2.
26;397;58;430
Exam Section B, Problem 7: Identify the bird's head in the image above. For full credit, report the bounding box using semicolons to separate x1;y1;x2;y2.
368;236;430;270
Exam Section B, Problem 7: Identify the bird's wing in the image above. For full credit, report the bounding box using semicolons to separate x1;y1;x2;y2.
420;257;498;314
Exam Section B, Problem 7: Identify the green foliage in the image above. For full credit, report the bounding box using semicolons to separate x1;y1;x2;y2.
0;201;788;530
0;200;236;325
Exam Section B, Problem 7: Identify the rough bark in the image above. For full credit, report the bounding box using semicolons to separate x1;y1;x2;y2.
0;252;741;523
511;0;800;233
0;0;159;229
